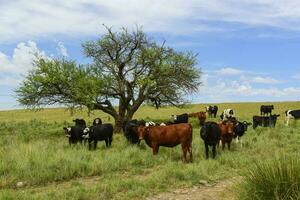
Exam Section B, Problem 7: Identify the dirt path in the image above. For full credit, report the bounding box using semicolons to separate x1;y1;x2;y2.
147;177;240;200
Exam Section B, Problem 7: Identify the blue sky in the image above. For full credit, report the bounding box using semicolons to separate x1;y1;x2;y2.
1;0;300;110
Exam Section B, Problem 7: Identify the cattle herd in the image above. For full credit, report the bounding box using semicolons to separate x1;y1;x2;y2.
63;105;300;162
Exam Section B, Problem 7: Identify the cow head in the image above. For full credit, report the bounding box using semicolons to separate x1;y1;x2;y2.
171;115;177;120
93;118;102;126
221;121;235;135
63;127;71;138
136;126;149;140
82;127;90;139
242;121;252;131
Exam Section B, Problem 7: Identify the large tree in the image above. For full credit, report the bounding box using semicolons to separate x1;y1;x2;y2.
16;27;202;132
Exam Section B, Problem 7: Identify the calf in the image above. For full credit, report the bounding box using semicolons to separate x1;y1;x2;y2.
63;125;85;145
253;114;280;129
137;123;193;162
285;110;300;126
206;105;218;118
171;113;188;124
220;109;235;121
188;112;206;125
218;121;235;150
200;122;221;159
83;123;113;150
123;120;145;144
260;105;274;116
234;121;252;144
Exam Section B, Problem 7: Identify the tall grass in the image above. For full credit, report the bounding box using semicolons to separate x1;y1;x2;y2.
237;156;300;200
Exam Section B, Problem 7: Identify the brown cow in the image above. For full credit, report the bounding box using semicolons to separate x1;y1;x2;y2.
218;120;235;150
136;123;193;162
188;112;206;125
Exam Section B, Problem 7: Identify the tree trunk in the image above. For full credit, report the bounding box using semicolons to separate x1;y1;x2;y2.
114;116;126;133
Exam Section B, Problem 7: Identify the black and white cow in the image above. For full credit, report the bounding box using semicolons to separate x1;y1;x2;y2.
63;126;85;145
220;109;235;121
83;123;113;150
253;114;280;129
171;113;189;124
234;121;252;144
260;105;274;116
206;105;218;118
93;118;102;126
285;109;300;126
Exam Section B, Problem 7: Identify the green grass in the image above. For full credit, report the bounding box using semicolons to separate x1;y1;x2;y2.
0;102;299;199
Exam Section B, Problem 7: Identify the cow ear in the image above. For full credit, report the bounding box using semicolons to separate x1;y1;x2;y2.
63;127;67;130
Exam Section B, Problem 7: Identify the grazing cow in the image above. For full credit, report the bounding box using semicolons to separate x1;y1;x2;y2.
63;126;85;145
123;120;146;144
234;121;252;144
188;112;206;125
285;110;300;126
171;113;189;124
253;114;280;129
220;109;235;121
136;123;193;162
206;105;218;118
260;105;274;116
73;118;86;128
83;123;113;150
200;122;221;159
93;118;102;126
218;121;235;150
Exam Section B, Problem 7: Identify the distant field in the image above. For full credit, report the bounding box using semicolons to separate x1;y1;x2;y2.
0;101;299;199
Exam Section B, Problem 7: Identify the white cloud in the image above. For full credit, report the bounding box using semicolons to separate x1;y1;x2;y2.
0;41;46;86
57;42;68;57
1;1;300;43
217;67;243;76
293;74;300;80
251;76;281;84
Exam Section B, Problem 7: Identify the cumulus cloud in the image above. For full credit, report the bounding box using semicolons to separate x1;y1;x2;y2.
217;67;243;76
2;1;300;42
57;42;68;57
0;41;46;86
240;75;281;84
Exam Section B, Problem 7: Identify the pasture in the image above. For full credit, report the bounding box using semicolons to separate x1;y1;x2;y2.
0;101;300;199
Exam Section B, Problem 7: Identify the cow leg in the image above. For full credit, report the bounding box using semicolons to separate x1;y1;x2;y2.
105;139;109;147
109;136;113;147
88;139;92;150
222;140;225;150
152;144;159;155
205;143;209;159
181;144;188;162
228;142;231;150
188;145;193;162
93;141;97;150
212;145;216;159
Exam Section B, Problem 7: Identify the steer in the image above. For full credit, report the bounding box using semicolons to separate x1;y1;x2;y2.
218;120;235;150
234;121;252;144
188;112;206;126
253;114;280;129
136;123;193;162
206;105;218;118
260;105;274;116
83;123;113;150
285;110;300;126
123;119;146;144
220;109;235;121
171;113;189;124
200;121;221;159
63;126;85;145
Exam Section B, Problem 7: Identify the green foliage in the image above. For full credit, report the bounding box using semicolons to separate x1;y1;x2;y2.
237;156;300;200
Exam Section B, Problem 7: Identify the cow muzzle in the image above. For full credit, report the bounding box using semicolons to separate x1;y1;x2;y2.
82;134;89;139
65;134;71;138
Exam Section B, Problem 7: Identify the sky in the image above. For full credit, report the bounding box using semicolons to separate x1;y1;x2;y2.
1;0;300;110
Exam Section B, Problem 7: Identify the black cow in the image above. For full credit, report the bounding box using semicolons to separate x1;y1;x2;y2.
73;118;86;128
200;122;221;159
260;105;274;116
83;123;114;150
206;105;218;118
234;121;252;144
172;113;188;124
123;119;146;144
93;118;102;126
285;109;300;126
63;126;85;145
253;114;280;129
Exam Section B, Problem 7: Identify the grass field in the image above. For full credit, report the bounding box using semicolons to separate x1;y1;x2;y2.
0;101;300;199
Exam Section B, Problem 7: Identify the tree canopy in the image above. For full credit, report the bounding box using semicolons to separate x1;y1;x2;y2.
16;26;202;132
